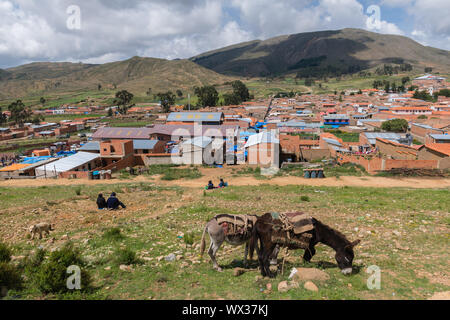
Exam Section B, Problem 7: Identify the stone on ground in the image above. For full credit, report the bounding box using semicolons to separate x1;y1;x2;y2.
290;268;330;282
304;281;319;292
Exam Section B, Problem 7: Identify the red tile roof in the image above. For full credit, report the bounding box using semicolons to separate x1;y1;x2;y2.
425;144;450;156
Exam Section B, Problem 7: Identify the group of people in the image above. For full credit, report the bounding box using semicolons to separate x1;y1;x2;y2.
96;192;127;210
206;179;229;190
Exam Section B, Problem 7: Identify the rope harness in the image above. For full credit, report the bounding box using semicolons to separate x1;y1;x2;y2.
270;212;314;249
216;214;256;237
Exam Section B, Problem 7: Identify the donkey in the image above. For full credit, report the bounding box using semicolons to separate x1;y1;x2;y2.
253;212;360;277
200;214;260;271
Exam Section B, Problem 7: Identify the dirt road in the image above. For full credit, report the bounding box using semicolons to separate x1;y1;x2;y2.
1;168;449;189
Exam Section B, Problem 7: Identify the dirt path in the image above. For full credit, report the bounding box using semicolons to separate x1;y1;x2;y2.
1;169;449;189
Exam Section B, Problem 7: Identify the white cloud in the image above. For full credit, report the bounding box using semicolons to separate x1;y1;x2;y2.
0;0;447;68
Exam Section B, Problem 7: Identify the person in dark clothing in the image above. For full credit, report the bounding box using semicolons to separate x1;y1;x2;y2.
218;179;228;188
206;180;215;190
96;194;107;210
107;192;126;210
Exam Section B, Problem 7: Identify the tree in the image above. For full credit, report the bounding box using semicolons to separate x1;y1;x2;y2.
40;97;46;105
384;82;390;93
401;77;410;85
107;108;113;117
424;67;433;73
0;107;6;125
176;90;183;98
223;93;241;106
98;84;102;91
114;90;134;115
381;119;409;133
8;100;32;127
32;114;45;125
231;80;250;102
146;88;152;97
155;91;176;113
413;90;434;102
194;86;219;107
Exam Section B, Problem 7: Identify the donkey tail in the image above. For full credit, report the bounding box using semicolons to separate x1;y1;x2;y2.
200;225;208;258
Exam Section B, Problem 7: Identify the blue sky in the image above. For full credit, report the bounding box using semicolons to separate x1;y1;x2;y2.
0;0;448;68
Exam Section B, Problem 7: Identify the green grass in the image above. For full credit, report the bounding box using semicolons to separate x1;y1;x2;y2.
146;165;203;181
1;181;449;300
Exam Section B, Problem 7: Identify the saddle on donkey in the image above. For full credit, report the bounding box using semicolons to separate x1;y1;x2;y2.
215;214;257;237
270;212;314;249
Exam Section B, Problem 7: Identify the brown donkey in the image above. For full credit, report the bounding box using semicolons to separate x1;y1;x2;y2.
252;212;360;277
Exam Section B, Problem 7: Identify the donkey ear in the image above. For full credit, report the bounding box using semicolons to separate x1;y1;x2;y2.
351;239;361;247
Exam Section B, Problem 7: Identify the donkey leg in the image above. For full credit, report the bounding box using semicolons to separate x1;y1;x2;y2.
303;244;316;263
263;244;277;278
210;239;224;272
243;242;249;268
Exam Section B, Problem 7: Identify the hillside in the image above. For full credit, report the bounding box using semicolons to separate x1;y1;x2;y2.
0;57;235;100
191;28;450;77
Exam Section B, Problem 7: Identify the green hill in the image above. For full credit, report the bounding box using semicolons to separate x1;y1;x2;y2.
0;57;234;100
191;28;450;77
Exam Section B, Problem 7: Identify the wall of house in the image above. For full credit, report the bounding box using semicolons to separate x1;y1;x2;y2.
411;124;443;143
301;149;331;161
144;155;175;165
376;139;418;160
417;148;448;161
247;143;279;167
100;140;134;157
337;153;439;174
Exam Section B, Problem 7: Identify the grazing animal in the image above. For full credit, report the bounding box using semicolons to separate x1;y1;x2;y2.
200;214;259;271
253;212;360;277
29;223;54;240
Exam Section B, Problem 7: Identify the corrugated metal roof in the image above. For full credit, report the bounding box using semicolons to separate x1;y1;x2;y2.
133;140;159;150
167;112;223;122
323;138;342;146
324;114;350;120
245;131;279;148
148;124;238;137
364;132;402;145
79;141;100;152
277;122;321;128
92;127;152;140
36;152;99;173
182;137;213;148
430;134;450;140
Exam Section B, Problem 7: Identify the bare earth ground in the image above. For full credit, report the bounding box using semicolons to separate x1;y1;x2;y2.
1;167;449;189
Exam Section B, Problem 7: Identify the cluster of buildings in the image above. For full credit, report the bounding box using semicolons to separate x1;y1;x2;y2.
0;74;449;179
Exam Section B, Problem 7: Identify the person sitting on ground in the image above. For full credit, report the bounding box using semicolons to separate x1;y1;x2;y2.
218;179;228;188
96;194;107;210
206;180;215;190
107;192;126;210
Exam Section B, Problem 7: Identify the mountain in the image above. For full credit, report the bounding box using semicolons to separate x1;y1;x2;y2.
0;57;234;99
190;28;450;77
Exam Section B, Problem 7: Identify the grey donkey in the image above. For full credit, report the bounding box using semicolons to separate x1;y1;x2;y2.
200;214;278;271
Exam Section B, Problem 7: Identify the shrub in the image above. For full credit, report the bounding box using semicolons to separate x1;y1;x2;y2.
114;248;139;266
0;242;12;263
0;262;23;294
102;228;125;241
34;243;91;294
300;196;310;202
74;186;82;196
184;232;195;245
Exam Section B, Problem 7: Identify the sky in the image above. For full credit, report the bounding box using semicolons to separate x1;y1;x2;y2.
0;0;449;68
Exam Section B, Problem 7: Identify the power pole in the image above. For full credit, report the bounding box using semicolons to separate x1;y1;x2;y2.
188;94;191;111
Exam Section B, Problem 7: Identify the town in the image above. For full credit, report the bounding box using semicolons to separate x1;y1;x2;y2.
1;74;449;180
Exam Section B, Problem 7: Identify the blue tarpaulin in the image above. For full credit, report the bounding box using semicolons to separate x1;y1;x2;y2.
21;156;52;164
